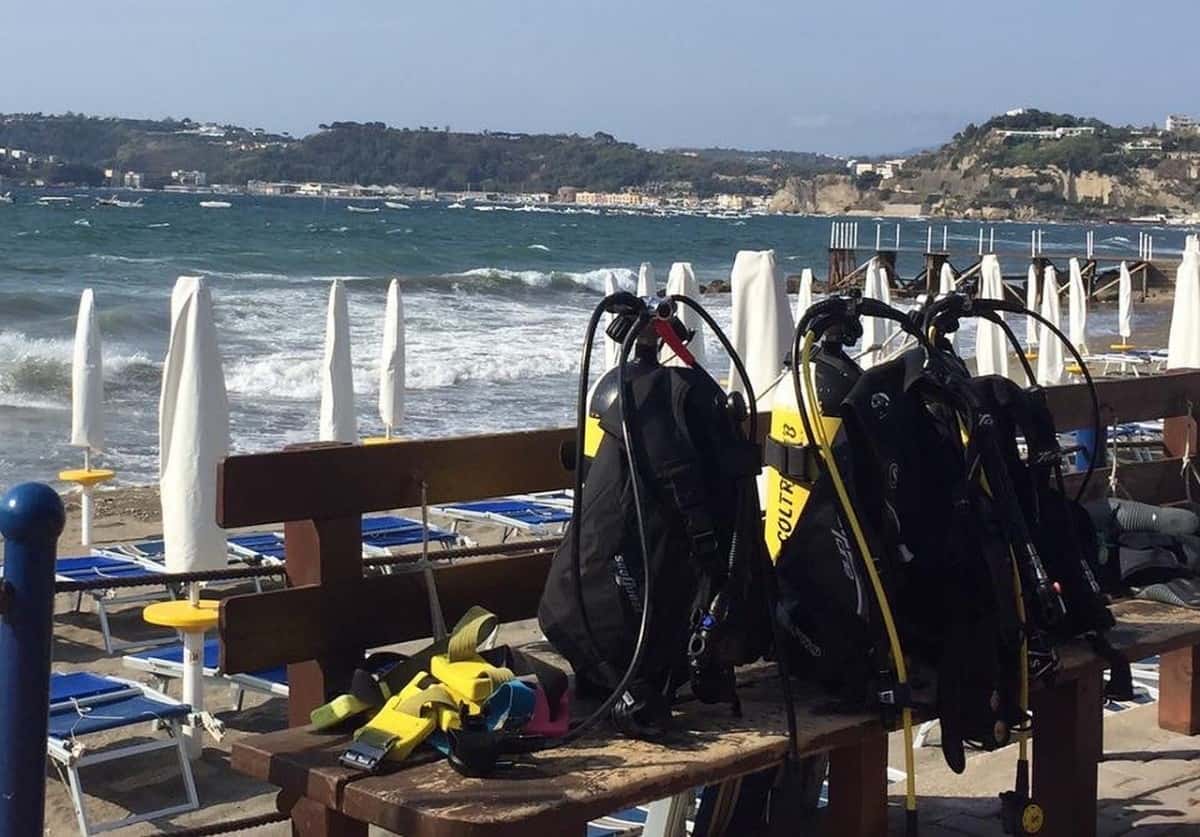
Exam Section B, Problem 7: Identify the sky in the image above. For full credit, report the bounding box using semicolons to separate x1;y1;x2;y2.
1;0;1196;155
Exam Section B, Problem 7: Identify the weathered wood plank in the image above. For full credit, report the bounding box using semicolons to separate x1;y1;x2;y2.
826;733;888;837
1043;370;1200;430
230;601;1200;836
1031;670;1103;837
220;551;554;674
281;517;365;727
1159;646;1200;735
1062;457;1188;505
217;429;574;528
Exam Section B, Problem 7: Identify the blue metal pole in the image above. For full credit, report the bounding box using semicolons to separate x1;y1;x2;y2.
0;482;65;837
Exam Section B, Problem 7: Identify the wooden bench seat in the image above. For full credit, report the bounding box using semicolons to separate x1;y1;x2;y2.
217;371;1200;836
230;600;1200;837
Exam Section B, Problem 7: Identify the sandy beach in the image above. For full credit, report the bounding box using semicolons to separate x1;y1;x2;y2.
42;484;521;836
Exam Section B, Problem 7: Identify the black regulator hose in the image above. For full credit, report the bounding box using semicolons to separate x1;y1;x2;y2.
922;294;1102;502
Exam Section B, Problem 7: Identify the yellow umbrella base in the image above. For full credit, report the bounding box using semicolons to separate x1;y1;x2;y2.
362;436;403;446
143;599;219;631
58;468;116;488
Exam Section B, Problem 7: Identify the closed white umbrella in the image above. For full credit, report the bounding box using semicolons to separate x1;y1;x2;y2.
159;275;229;759
796;267;815;321
1037;266;1064;385
937;262;957;346
603;270;621;371
378;279;405;438
974;255;1009;378
67;289;107;546
71;289;104;452
1116;261;1133;348
319;279;357;442
1025;264;1039;351
1167;249;1200;369
1067;258;1089;354
859;257;889;369
728;249;793;401
938;262;956;296
664;262;707;368
637;262;655;298
160;276;229;573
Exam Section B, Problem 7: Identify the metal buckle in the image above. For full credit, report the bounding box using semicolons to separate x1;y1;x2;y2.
339;728;395;772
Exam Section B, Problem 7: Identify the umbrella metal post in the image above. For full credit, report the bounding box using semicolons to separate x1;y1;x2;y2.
0;482;65;837
182;583;204;760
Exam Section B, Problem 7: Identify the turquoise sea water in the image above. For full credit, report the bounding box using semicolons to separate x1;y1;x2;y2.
0;190;1189;488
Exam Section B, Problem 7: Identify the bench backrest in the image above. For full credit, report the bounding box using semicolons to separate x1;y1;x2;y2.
217;371;1200;724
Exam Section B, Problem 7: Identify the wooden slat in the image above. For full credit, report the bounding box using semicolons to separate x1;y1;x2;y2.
218;429;574;528
220;551;553;673
230;600;1200;837
1031;671;1103;837
280;516;365;727
1042;370;1200;429
1062;457;1188;505
1159;646;1200;735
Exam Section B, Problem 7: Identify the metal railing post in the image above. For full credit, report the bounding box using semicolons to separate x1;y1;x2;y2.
0;482;66;837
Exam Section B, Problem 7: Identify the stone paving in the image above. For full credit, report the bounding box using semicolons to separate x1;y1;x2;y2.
888;702;1200;836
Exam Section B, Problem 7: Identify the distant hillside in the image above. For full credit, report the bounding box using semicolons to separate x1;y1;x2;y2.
769;109;1200;219
0;113;837;196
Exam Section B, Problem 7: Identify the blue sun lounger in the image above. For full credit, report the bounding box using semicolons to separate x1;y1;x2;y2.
55;553;173;654
123;638;287;711
47;672;199;836
360;514;460;555
430;498;573;542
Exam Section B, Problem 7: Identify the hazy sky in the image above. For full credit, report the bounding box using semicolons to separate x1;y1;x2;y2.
2;1;1195;155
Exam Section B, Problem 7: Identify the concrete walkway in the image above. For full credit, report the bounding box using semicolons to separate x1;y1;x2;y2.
892;702;1200;836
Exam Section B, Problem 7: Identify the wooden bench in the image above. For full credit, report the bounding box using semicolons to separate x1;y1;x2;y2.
218;371;1200;837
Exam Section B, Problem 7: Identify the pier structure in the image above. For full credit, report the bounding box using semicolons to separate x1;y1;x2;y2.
823;222;1181;303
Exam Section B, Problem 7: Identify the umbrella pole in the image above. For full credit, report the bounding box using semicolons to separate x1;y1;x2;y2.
181;582;204;760
80;450;93;547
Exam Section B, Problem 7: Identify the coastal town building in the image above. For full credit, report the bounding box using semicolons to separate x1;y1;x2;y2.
122;171;143;189
996;126;1097;140
1166;114;1198;134
1123;138;1164;153
171;169;208;187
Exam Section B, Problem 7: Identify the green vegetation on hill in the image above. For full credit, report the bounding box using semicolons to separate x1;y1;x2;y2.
0;113;841;195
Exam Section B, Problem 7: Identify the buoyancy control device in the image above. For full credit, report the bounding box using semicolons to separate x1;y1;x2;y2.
539;290;787;740
769;294;1036;836
920;291;1128;833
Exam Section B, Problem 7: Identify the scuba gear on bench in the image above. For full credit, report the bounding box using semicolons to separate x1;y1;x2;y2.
777;293;1043;837
921;291;1124;833
540;288;796;753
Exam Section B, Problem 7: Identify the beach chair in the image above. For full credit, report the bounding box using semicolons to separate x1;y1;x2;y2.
124;637;288;711
430;497;573;542
47;672;199;836
360;514;461;556
54;553;174;654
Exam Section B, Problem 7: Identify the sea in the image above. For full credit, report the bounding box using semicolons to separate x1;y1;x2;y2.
0;191;1191;489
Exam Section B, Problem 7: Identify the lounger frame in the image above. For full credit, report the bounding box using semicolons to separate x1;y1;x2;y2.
47;677;199;836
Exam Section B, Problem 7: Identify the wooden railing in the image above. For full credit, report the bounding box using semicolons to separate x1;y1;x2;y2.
217;372;1200;725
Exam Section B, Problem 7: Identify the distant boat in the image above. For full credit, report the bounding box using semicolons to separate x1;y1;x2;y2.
96;196;143;208
347;205;380;214
199;200;232;209
447;202;466;209
384;201;410;210
36;196;74;206
0;192;12;204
